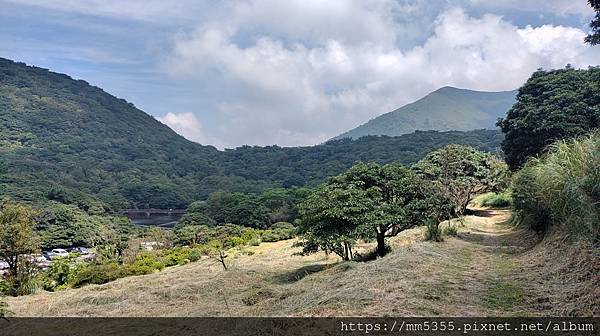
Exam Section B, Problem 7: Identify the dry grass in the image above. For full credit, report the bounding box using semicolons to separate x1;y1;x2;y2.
6;209;595;316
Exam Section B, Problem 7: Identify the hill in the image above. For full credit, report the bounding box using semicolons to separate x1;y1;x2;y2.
0;58;503;209
333;86;517;140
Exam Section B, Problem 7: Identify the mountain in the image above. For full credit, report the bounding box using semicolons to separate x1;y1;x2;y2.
333;86;517;140
0;58;504;209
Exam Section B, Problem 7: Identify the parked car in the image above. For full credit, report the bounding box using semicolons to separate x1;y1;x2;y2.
0;260;9;270
42;251;56;260
51;248;69;258
68;247;89;255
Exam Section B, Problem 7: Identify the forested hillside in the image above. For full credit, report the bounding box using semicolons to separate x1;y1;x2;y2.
0;58;503;209
333;86;517;140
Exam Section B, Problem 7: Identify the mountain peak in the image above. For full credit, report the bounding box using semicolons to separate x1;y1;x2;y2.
332;87;517;140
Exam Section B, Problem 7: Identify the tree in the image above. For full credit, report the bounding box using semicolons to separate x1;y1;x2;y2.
586;0;600;45
0;202;39;277
497;67;600;169
414;145;507;216
298;162;439;259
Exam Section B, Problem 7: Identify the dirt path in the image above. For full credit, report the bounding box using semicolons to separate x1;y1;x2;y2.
421;208;544;316
8;208;553;316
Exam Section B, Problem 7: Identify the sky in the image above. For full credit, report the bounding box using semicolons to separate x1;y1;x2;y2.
0;0;598;149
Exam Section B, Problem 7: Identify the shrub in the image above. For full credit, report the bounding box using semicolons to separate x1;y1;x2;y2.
443;224;458;237
162;247;191;266
188;248;202;262
260;231;280;242
41;255;81;291
126;253;165;275
70;262;127;288
479;192;512;208
512;133;600;239
425;219;443;242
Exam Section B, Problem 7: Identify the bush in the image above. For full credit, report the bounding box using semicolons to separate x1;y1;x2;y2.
126;253;165;275
479;192;512;208
70;262;127;288
188;248;202;262
512;133;600;239
260;231;280;242
425;219;443;242
41;255;82;291
162;247;191;267
443;224;458;237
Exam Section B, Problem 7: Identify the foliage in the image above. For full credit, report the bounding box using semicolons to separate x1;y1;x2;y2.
498;67;600;169
0;201;39;277
512;133;600;240
126;252;166;275
425;218;443;242
70;262;127;288
0;296;9;317
414;145;508;216
35;201;135;249
478;192;512;208
41;255;82;291
298;162;443;259
443;224;458;237
586;0;600;45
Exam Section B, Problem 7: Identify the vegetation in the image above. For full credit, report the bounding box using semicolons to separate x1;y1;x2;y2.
414;145;508;216
477;192;512;208
498;67;600;169
512;132;600;239
297;162;448;259
0;202;39;277
0;57;505;209
35;202;135;250
586;0;600;45
333;86;516;140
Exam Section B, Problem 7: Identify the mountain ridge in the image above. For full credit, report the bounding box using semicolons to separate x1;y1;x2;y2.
333;86;517;140
0;57;504;209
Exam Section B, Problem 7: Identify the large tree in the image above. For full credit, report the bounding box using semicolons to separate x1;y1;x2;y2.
298;162;440;259
586;0;600;45
0;201;39;276
497;67;600;169
414;145;507;216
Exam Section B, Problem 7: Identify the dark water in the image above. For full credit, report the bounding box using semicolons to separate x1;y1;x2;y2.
130;215;182;228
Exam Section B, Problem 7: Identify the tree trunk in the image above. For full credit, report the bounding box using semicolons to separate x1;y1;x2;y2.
376;228;386;258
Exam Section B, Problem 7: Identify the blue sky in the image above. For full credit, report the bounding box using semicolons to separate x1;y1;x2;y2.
0;0;598;148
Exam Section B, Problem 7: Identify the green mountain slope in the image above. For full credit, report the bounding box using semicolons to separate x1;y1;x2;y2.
0;58;504;209
334;86;517;140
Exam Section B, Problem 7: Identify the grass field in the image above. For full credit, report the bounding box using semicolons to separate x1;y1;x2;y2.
6;209;596;316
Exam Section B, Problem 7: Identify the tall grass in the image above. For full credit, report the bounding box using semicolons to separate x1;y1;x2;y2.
512;132;600;240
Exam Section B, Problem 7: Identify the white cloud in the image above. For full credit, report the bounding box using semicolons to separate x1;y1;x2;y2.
157;112;224;148
164;3;599;147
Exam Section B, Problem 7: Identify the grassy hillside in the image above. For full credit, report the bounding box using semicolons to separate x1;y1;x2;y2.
8;209;595;316
334;87;516;140
0;58;504;209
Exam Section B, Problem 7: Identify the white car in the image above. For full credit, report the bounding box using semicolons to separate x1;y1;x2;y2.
0;260;9;270
51;248;70;259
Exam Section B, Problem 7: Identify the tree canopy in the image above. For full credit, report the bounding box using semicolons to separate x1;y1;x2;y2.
0;201;39;276
414;144;508;215
497;67;600;169
586;0;600;45
298;162;443;259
